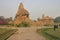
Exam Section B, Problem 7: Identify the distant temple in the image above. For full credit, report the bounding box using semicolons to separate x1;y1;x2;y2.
14;2;54;26
14;2;30;25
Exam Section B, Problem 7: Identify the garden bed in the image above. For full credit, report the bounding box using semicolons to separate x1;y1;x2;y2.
0;28;17;40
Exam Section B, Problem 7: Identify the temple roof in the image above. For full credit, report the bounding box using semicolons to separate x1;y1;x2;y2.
19;2;24;9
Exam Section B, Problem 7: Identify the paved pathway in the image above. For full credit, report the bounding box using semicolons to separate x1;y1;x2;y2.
7;27;46;40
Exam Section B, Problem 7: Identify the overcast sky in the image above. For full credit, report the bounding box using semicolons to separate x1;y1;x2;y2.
0;0;60;20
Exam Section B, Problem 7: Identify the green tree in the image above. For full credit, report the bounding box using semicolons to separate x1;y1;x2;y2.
6;17;13;22
16;22;30;27
22;22;30;27
54;16;60;23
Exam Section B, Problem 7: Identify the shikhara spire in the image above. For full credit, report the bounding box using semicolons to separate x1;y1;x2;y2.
19;2;24;9
14;2;30;25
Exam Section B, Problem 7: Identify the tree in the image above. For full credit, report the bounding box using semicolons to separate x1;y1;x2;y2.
0;16;5;20
6;17;13;22
16;22;30;27
54;16;60;23
0;16;8;25
22;22;30;27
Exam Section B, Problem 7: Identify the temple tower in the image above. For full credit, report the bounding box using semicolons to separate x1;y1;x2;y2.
14;2;30;25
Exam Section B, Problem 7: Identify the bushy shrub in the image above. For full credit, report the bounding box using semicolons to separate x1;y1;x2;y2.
16;24;21;27
44;24;50;26
22;22;30;27
16;22;30;27
9;24;14;26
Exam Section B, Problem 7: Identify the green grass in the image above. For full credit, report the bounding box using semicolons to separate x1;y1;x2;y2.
37;27;60;40
0;28;17;40
45;28;60;38
0;28;8;34
37;28;50;40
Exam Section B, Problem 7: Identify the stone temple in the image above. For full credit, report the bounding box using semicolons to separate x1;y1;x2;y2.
14;2;30;25
14;2;54;26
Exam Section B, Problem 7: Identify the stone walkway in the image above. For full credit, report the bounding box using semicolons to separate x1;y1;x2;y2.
7;27;46;40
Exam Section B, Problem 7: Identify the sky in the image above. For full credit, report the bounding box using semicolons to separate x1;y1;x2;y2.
0;0;60;20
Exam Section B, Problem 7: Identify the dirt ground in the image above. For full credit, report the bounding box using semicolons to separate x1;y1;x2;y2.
7;27;46;40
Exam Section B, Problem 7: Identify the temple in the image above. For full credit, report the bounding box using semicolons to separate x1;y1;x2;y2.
14;2;54;26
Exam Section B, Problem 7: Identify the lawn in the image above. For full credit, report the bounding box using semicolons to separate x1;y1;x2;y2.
0;28;17;40
37;27;60;40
